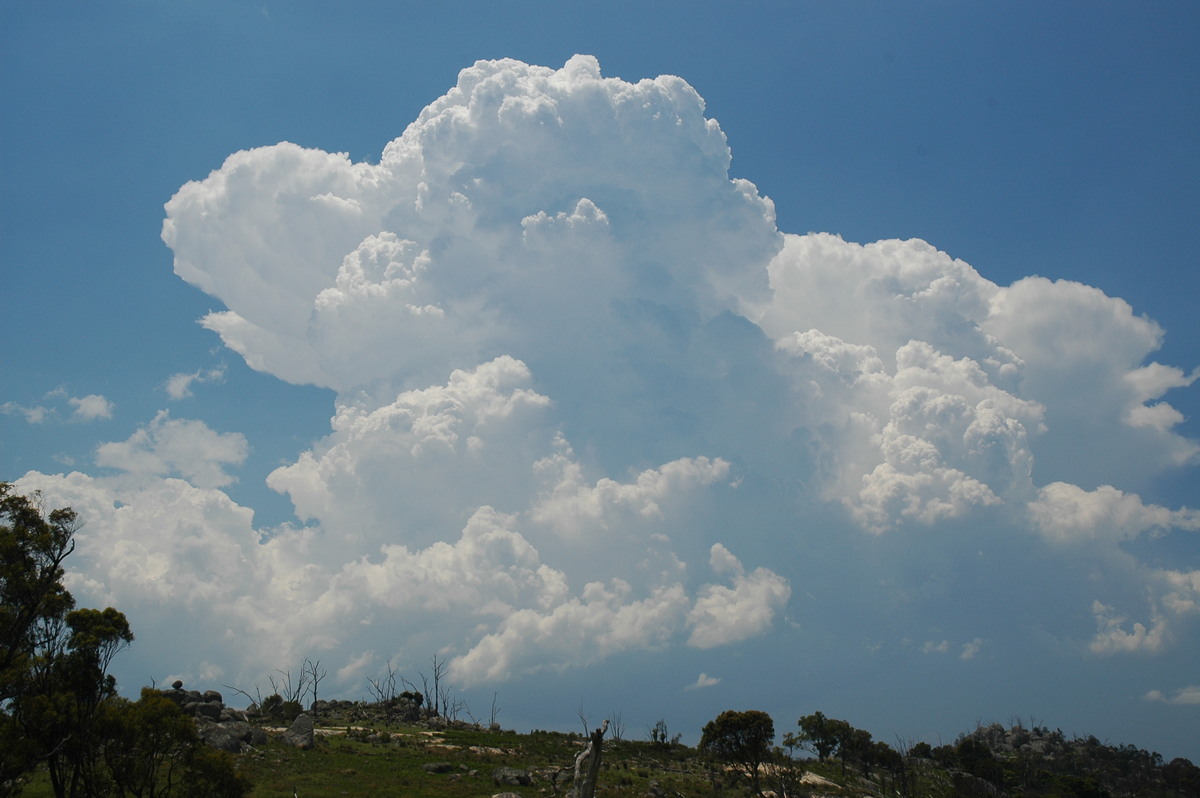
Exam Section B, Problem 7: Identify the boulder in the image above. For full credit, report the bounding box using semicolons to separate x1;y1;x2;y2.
221;721;254;744
422;762;454;774
197;721;242;754
193;701;222;721
280;713;315;749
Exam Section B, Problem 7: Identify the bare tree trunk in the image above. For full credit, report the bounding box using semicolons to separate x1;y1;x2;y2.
573;719;608;798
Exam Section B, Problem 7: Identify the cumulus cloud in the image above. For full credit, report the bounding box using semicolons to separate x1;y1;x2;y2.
15;55;1200;705
163;54;778;395
95;411;248;489
69;394;115;421
1089;601;1169;655
686;544;791;649
1029;482;1200;545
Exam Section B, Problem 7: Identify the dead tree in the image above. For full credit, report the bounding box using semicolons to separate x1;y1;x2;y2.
303;658;326;717
573;719;609;798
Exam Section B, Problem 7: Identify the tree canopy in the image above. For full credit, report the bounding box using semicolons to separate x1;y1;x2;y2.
699;709;775;795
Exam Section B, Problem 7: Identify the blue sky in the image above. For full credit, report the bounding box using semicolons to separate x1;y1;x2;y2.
3;1;1200;760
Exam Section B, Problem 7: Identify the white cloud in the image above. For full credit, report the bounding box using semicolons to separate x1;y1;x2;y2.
165;367;226;400
1;401;52;423
685;673;720;691
448;580;692;684
1089;600;1169;655
69;394;115;421
1144;686;1200;705
686;544;791;649
984;277;1200;486
95;411;248;489
3;390;115;424
919;637;984;660
15;54;1199;717
163;54;779;395
265;356;557;548
1029;482;1200;545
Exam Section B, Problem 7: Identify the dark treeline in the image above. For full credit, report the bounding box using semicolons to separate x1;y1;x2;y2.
700;707;1199;797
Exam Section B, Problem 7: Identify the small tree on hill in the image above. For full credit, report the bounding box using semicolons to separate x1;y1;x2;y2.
785;711;851;763
700;709;775;796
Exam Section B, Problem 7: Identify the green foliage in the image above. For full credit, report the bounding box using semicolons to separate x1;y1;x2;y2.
258;694;283;719
0;485;78;681
909;740;933;759
699;709;775;794
956;736;1003;783
785;711;852;763
101;689;198;797
1;483;135;796
0;485;246;798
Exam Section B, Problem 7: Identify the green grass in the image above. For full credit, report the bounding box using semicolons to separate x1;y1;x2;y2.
234;723;711;797
13;721;913;797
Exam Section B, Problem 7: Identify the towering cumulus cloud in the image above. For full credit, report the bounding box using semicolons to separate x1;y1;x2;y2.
19;56;1199;713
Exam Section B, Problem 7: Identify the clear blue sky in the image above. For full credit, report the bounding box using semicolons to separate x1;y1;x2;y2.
3;1;1199;761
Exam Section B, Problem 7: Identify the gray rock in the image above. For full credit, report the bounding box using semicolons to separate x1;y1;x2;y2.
280;713;315;749
194;702;222;720
492;794;522;798
197;721;242;754
422;762;454;774
221;720;254;743
492;766;532;786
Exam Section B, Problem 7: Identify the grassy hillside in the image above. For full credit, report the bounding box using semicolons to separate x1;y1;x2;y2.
236;723;704;797
19;710;1200;797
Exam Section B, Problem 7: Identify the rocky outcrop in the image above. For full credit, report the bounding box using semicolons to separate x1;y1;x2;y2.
158;684;264;752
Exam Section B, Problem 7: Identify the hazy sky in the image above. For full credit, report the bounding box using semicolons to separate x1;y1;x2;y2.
3;1;1199;760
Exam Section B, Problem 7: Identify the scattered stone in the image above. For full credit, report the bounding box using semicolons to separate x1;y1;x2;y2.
492;766;532;787
422;761;454;774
